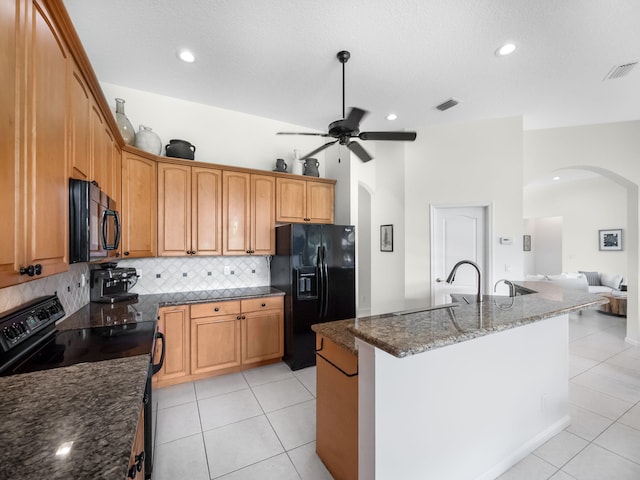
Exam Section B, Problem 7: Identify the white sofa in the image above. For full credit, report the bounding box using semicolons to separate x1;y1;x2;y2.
578;271;625;295
525;272;624;294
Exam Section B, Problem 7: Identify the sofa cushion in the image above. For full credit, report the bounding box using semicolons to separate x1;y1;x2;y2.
589;285;614;294
600;273;623;290
579;271;601;286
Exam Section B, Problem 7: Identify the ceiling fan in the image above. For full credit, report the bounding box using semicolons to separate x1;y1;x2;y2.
277;50;417;163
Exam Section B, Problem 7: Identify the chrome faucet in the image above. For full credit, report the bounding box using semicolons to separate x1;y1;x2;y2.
445;260;483;303
494;278;516;297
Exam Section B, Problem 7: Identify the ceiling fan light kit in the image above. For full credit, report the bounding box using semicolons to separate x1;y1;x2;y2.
277;50;417;163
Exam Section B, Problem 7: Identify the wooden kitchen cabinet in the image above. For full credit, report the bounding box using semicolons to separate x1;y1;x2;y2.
157;162;222;256
127;406;145;480
121;149;157;258
190;301;242;374
0;0;70;288
241;297;284;365
222;171;275;255
68;62;92;181
276;177;335;224
154;305;190;384
316;334;358;480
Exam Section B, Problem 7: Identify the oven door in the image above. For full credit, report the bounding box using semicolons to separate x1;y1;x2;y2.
145;330;165;478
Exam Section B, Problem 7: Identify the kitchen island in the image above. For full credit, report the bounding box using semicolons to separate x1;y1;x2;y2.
313;283;608;480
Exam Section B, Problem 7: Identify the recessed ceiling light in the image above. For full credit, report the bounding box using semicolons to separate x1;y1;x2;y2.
386;113;397;121
496;43;516;56
553;176;560;181
178;49;195;63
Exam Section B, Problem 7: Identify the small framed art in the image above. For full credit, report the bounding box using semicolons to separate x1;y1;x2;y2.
380;224;393;252
599;229;622;251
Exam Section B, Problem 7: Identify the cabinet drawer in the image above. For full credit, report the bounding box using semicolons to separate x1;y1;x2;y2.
241;296;283;312
191;300;240;318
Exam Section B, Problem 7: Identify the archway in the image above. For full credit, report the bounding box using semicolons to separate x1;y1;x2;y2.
526;165;638;344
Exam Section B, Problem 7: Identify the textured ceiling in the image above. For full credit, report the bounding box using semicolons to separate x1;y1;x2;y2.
63;0;639;132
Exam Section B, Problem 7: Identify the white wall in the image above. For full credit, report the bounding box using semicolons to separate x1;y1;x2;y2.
101;82;329;173
525;177;628;277
523;217;563;275
404;117;524;310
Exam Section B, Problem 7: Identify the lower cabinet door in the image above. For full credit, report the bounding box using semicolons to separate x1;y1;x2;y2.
155;305;190;382
241;309;284;365
191;315;242;374
127;406;145;479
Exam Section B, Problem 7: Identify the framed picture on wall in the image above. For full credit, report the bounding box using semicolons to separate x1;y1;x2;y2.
599;229;622;251
380;224;393;252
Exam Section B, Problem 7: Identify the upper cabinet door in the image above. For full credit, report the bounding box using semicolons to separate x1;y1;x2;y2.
0;0;19;288
121;151;157;258
192;166;222;256
276;178;307;222
222;170;250;255
157;162;191;256
306;181;335;224
68;64;91;181
24;0;69;276
251;174;275;255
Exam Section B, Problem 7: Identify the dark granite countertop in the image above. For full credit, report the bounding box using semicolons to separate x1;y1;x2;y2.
314;282;608;358
0;355;150;480
59;286;284;330
2;286;283;480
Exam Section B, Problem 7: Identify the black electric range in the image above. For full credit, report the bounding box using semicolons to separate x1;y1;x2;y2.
0;295;157;377
0;295;164;479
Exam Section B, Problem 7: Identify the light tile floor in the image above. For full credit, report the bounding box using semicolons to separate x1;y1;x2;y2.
152;309;640;479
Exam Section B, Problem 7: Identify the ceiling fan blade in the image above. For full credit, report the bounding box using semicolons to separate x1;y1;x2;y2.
347;141;373;162
358;131;417;141
342;107;368;131
300;140;339;160
277;132;328;136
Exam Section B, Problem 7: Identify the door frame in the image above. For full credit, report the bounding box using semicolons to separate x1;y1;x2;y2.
429;203;493;305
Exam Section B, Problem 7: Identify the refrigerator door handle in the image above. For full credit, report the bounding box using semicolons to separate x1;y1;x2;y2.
317;245;324;316
322;245;329;318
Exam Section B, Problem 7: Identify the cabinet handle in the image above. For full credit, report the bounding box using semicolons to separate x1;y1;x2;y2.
242;315;246;319
261;303;266;307
19;265;35;276
128;465;137;478
124;251;130;256
214;307;219;312
237;315;241;320
34;264;42;275
135;451;145;472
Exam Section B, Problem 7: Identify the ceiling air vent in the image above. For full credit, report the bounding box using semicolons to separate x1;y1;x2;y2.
436;98;459;111
603;62;637;80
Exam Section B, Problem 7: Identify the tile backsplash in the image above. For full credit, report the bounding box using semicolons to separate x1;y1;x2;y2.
116;256;271;294
0;256;271;315
0;263;90;316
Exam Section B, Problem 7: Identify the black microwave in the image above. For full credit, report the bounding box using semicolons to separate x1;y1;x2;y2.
69;179;121;263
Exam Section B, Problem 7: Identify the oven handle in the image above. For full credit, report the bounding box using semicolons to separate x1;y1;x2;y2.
151;331;165;375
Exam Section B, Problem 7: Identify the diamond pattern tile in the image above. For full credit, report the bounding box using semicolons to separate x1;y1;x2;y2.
118;256;270;294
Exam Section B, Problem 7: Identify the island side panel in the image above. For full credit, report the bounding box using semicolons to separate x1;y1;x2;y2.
356;314;570;480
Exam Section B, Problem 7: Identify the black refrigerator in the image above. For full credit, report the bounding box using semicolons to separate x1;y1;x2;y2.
270;223;356;370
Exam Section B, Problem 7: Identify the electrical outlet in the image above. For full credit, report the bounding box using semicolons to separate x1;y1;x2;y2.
224;266;231;275
80;273;86;287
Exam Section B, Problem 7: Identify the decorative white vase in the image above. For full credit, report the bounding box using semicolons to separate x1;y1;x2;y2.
291;149;304;175
134;125;162;155
114;98;135;145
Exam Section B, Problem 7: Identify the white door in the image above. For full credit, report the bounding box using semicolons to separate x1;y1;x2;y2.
431;206;489;305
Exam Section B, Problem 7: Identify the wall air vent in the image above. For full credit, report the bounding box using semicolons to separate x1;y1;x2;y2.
436;98;459;111
603;62;637;80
